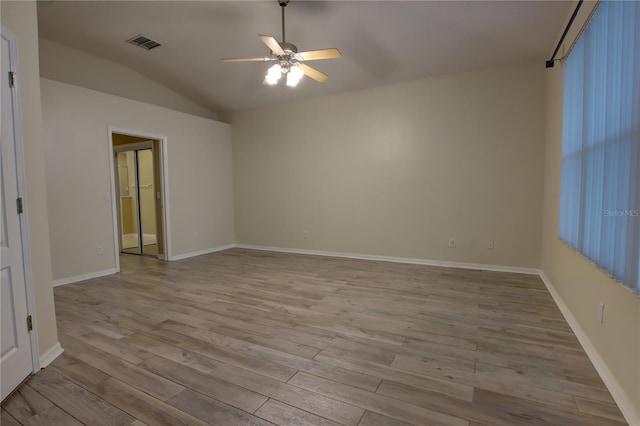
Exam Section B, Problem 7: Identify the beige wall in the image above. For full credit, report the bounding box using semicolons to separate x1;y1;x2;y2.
41;78;234;281
231;63;546;269
39;38;217;120
541;67;640;424
1;1;59;359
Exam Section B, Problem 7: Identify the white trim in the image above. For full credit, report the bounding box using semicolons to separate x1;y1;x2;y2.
2;25;41;374
38;343;63;369
108;127;171;265
171;244;236;261
52;268;117;287
539;271;639;426
160;137;172;260
107;128;120;272
234;244;539;275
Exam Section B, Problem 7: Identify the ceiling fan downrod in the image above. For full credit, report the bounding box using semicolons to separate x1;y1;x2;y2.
279;0;289;43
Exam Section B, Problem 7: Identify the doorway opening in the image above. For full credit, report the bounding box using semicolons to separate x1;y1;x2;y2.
109;130;169;264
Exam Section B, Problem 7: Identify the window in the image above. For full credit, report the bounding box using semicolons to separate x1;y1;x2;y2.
560;0;640;293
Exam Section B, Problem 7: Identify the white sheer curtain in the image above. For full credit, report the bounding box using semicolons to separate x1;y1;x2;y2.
560;0;640;293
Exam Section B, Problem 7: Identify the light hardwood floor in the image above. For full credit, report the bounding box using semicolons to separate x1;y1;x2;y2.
1;248;628;425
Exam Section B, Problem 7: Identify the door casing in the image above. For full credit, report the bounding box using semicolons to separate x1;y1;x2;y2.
108;127;171;271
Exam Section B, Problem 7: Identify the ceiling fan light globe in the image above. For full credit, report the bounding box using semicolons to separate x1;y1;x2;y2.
286;74;300;87
286;65;304;87
266;63;283;85
290;65;304;79
267;63;282;77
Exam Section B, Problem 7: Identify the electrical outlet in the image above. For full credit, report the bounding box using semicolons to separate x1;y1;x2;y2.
303;230;309;239
96;245;103;255
488;240;495;250
194;231;200;239
448;237;456;248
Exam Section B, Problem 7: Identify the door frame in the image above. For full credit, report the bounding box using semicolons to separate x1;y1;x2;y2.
108;127;172;272
1;25;40;373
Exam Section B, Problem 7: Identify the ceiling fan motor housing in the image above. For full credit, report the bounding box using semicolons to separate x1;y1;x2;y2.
278;42;297;53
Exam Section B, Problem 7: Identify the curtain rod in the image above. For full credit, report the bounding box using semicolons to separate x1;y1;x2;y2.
546;0;583;68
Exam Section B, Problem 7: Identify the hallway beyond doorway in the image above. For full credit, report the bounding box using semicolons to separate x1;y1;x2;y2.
111;131;167;261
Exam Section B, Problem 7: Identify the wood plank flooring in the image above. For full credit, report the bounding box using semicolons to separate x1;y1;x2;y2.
2;248;628;425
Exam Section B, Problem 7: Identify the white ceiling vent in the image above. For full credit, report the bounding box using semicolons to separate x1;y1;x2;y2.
126;35;161;50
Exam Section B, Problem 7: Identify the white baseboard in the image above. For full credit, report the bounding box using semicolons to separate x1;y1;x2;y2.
539;271;639;426
52;268;117;287
170;244;235;261
234;244;539;275
39;342;63;369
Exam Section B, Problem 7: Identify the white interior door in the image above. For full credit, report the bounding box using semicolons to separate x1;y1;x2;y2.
1;29;34;400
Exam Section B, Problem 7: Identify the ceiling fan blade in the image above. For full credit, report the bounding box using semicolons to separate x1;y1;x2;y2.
299;63;328;83
298;48;342;61
222;57;274;62
259;34;285;55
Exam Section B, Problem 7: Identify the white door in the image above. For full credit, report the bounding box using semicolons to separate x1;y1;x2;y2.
1;28;34;400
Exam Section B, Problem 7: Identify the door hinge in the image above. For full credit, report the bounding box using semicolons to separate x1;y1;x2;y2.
27;315;33;331
16;197;23;214
8;71;16;88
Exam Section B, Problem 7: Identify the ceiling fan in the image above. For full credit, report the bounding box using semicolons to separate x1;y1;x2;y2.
222;0;341;87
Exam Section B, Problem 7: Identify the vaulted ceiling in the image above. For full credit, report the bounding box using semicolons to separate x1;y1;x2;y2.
37;1;572;115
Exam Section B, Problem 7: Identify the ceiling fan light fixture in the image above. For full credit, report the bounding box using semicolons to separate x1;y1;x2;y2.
286;65;304;87
222;0;341;86
265;63;282;85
